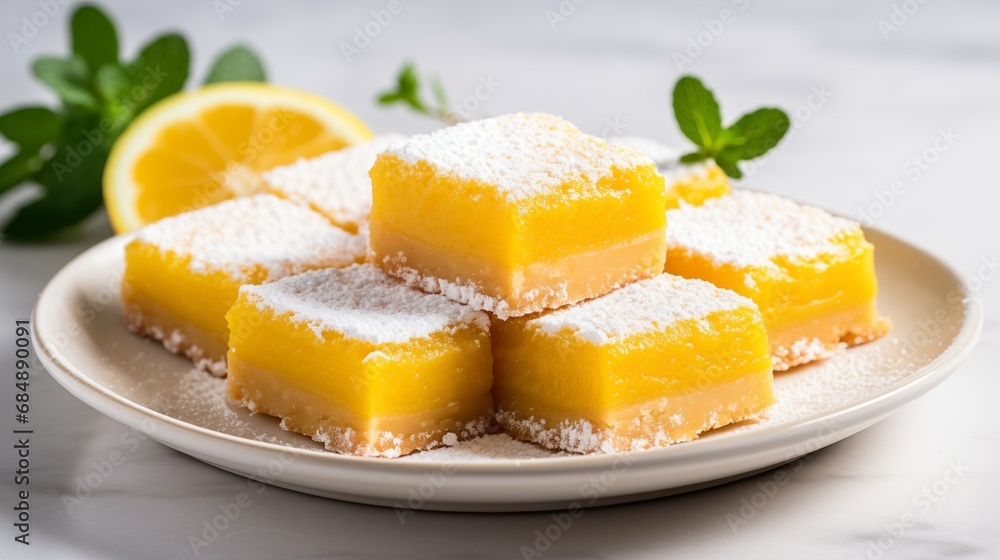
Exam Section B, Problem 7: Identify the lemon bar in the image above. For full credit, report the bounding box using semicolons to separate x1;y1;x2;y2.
493;274;774;454
369;113;666;318
122;194;365;376
611;136;729;209
666;190;889;370
263;133;406;233
226;264;493;457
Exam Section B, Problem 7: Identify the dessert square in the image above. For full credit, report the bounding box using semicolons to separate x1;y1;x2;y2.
122;194;365;376
610;136;730;209
225;264;494;457
262;133;405;233
369;113;667;318
665;190;889;370
492;273;775;454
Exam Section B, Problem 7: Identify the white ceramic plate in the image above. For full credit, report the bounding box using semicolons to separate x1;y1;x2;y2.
33;227;982;512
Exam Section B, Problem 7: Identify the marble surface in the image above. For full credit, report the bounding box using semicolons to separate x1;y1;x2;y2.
1;1;997;558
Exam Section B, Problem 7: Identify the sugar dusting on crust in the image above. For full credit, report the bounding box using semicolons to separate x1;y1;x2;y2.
494;405;756;455
136;194;365;281
667;190;862;269
529;273;756;345
384;113;653;202
123;310;227;376
297;415;492;458
263;134;406;228
239;263;490;344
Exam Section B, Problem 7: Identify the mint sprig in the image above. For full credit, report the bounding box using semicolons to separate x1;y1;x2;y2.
672;76;789;179
0;3;267;241
376;63;462;125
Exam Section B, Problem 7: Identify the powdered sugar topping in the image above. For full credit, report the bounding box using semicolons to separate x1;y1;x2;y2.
136;194;364;281
667;190;862;269
263;134;406;229
529;273;755;345
240;264;490;344
384;113;653;201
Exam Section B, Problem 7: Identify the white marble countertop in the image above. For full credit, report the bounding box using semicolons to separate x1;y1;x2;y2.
1;1;997;558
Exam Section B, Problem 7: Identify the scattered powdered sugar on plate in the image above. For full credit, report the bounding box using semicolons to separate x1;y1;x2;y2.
384;113;653;202
735;337;915;431
136;194;365;281
240;263;490;344
138;336;928;461
529;273;755;345
667;190;862;270
157;368;296;446
263;133;406;229
404;434;568;461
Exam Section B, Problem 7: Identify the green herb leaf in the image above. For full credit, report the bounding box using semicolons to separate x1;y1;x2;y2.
0;107;62;149
204;44;266;84
71;5;118;76
377;63;464;124
713;150;744;179
94;63;129;102
720;108;790;161
0;151;43;197
2;115;107;240
679;152;708;164
431;76;449;108
124;33;190;115
670;76;790;179
672;76;722;150
32;56;98;109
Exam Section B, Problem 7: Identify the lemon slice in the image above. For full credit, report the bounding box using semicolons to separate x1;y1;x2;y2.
104;82;372;233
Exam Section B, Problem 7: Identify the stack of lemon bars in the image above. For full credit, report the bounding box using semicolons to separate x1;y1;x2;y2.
122;113;888;457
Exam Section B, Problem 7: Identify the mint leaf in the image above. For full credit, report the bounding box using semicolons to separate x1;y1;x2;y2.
94;63;129;102
431;76;448;108
713;150;743;179
721;108;790;160
0;151;43;197
0;107;62;149
670;76;790;179
204;44;266;84
679;152;708;164
2;115;107;240
672;76;722;150
32;56;98;109
125;33;190;115
71;5;118;76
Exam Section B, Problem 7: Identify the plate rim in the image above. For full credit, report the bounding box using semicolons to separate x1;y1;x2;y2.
32;226;984;476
